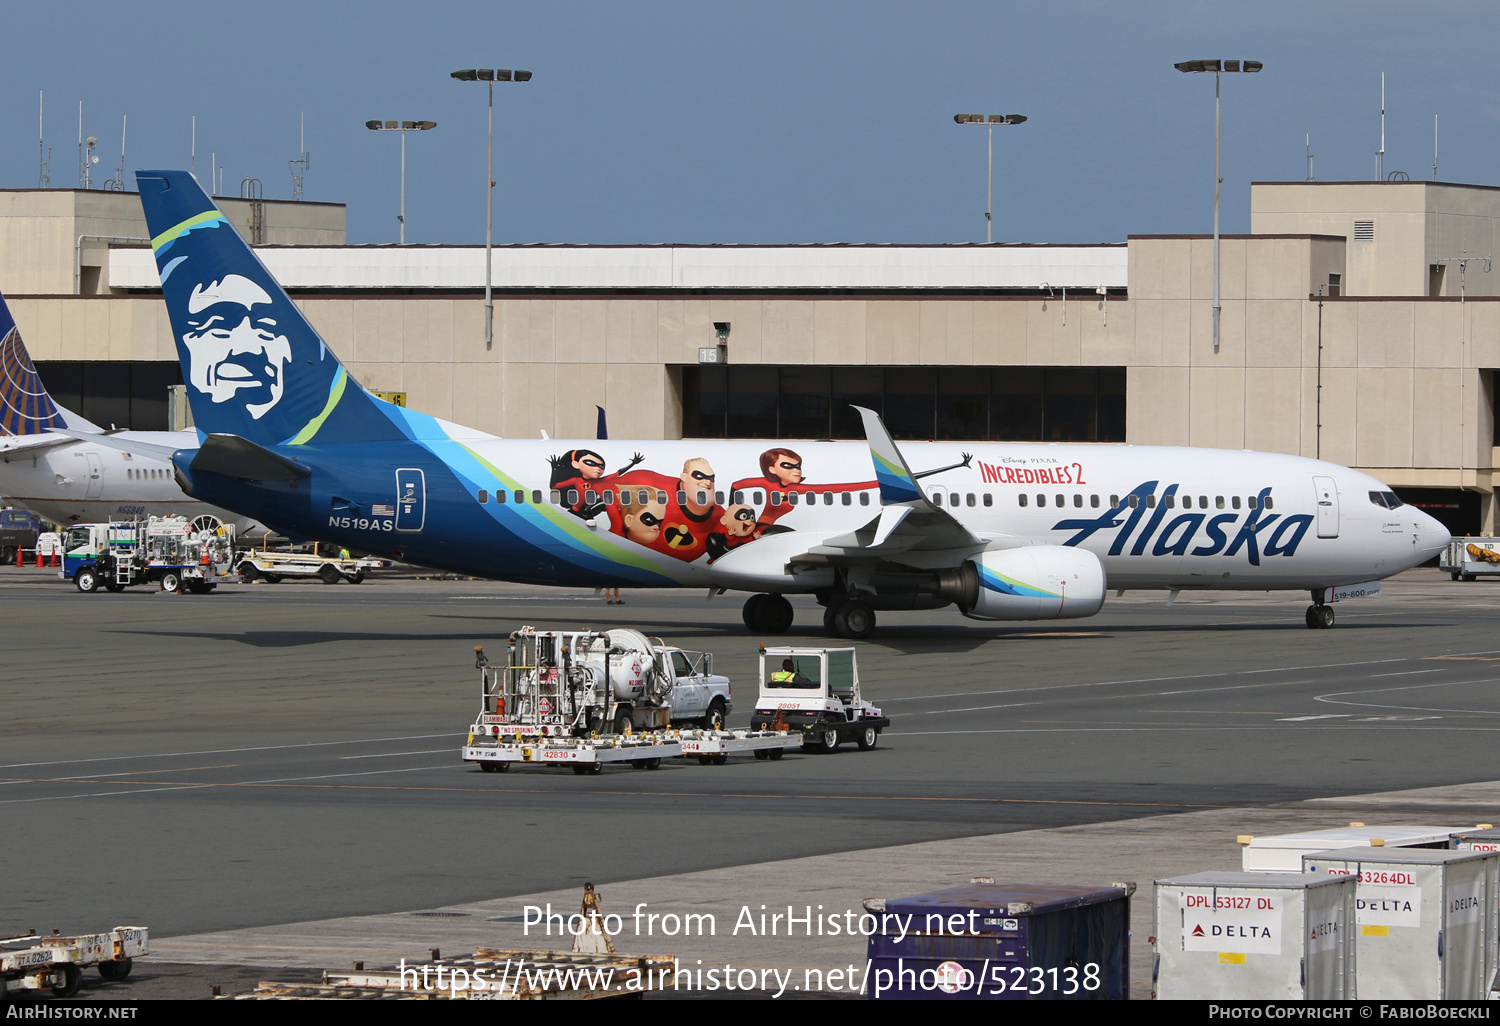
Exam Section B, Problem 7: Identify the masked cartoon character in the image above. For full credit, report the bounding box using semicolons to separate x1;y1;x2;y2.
549;449;646;519
616;489;667;546
180;274;293;420
706;503;760;561
731;447;876;534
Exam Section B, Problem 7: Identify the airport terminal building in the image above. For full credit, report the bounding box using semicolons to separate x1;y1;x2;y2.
3;179;1499;534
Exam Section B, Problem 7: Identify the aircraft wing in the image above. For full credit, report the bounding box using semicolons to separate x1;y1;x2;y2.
806;406;994;560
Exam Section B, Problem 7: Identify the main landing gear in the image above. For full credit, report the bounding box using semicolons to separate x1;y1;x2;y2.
742;593;794;634
823;597;876;640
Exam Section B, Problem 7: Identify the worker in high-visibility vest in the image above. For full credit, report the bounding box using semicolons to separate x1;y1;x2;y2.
771;658;810;688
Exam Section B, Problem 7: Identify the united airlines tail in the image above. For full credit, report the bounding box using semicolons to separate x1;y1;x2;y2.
135;170;403;447
0;291;104;436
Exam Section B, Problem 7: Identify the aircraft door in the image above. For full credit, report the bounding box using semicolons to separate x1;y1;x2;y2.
1313;476;1339;538
395;468;426;532
84;451;103;499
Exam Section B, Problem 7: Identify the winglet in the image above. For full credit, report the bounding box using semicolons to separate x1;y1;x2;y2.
853;405;924;505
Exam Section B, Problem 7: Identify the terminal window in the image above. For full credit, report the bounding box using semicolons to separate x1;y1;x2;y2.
681;365;1126;441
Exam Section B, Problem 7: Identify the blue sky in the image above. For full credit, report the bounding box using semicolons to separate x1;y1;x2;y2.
6;1;1496;246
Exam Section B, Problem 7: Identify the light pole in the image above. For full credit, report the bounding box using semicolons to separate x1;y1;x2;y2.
1174;59;1262;353
953;113;1026;243
365;120;436;243
451;67;532;351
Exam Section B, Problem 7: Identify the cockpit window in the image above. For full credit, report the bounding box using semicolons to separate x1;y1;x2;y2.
1368;490;1406;509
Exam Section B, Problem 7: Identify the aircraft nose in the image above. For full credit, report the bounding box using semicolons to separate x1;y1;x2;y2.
1414;508;1451;561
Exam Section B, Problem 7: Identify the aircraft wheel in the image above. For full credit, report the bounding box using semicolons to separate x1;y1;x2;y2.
833;599;876;639
1319;605;1335;628
857;725;878;751
823;603;840;635
1305;605;1320;629
760;595;793;633
742;594;768;631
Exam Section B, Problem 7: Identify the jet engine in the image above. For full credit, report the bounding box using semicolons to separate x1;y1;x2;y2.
934;546;1106;621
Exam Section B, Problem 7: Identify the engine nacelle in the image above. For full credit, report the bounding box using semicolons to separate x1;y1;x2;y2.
934;546;1105;621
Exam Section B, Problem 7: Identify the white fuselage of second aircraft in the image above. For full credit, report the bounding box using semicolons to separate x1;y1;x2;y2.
0;430;261;531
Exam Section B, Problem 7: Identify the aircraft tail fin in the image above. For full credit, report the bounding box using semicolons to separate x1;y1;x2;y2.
135;170;401;447
0;291;67;437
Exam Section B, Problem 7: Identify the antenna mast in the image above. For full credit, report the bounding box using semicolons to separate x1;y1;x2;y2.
1376;72;1385;180
1433;114;1439;180
191;115;196;174
290;112;310;200
38;92;49;187
1306;133;1314;180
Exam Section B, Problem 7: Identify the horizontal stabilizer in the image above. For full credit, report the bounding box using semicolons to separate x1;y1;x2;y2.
190;433;311;481
49;428;181;462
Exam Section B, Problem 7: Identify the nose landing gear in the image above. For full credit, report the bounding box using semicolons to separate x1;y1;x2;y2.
1305;600;1335;629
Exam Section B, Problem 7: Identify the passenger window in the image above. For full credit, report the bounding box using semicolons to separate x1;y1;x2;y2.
1146;495;1156;508
1073;494;1081;508
1265;496;1274;510
842;493;851;506
1037;494;1046;507
716;490;725;505
1019;494;1028;507
1232;496;1241;510
478;489;489;504
983;493;993;507
567;489;579;506
733;490;744;504
534;490;544;504
967;493;976;507
601;489;613;504
859;492;869;506
1090;495;1099;508
1165;495;1175;509
1128;495;1139;508
1055;494;1064;507
1199;496;1207;508
1180;495;1190;509
754;490;764;504
1248;495;1258;510
1215;496;1224;509
656;490;667;504
585;489;599;504
698;491;708;506
824;492;833;506
550;490;562;504
496;490;506;504
677;490;688;506
515;490;525;504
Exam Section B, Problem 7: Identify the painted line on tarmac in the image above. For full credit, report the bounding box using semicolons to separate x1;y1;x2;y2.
0;774;1238;810
0;764;458;805
1314;675;1500;715
340;749;457;760
0;733;464;771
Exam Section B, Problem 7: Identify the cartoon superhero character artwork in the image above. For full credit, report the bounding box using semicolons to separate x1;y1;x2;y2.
705;503;760;561
604;460;727;564
548;448;645;520
730;447;876;535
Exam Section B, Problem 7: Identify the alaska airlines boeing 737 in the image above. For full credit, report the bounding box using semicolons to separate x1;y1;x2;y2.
0;292;260;532
88;169;1446;636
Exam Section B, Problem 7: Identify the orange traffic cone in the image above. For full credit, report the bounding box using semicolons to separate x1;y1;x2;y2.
51;551;59;568
14;546;21;568
36;549;44;567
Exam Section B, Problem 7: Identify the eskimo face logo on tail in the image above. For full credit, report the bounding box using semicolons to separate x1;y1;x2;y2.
182;275;293;420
